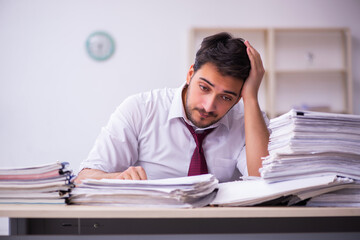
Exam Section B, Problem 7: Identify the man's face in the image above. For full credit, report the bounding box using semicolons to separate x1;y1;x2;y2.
183;63;244;128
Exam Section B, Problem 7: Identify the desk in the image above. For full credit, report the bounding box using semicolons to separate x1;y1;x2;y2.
1;204;360;239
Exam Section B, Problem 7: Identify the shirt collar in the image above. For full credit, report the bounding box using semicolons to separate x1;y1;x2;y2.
167;83;231;131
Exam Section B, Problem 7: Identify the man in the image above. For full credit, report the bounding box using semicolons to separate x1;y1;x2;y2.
75;32;269;184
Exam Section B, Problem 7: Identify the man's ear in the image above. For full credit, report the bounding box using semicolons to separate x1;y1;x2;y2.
186;65;195;85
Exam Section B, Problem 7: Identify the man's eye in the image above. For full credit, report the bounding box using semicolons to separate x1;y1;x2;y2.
222;96;232;102
199;85;208;91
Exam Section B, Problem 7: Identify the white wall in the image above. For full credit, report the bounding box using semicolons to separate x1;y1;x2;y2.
0;0;360;235
0;0;359;171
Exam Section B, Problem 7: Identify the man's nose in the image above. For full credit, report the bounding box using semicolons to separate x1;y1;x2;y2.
203;95;217;112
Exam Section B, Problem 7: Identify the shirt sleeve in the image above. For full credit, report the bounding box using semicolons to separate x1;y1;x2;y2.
78;95;143;173
236;110;271;177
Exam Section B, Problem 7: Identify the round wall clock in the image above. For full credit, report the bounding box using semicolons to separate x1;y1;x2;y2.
86;31;115;61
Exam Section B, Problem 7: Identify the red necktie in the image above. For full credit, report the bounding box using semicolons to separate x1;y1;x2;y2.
183;120;215;176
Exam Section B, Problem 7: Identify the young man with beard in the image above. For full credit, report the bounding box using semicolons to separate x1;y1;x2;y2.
75;32;269;184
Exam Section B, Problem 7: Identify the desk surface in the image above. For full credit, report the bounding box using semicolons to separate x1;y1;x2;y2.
1;204;360;219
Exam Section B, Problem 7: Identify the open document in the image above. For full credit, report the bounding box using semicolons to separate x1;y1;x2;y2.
211;175;353;206
69;174;218;208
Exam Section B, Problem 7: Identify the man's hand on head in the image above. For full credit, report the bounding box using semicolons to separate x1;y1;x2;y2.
240;40;269;177
241;40;265;102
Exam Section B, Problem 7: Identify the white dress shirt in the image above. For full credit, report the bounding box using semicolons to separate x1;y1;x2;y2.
79;84;269;182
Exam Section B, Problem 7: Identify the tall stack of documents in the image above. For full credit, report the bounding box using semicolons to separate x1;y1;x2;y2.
0;162;73;204
211;109;359;207
259;109;360;207
261;109;360;180
69;174;218;208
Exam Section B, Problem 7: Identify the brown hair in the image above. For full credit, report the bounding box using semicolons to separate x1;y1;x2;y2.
193;32;250;82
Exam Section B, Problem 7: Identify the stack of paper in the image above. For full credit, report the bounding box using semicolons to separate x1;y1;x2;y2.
0;162;73;204
69;174;218;208
257;109;360;207
261;109;360;181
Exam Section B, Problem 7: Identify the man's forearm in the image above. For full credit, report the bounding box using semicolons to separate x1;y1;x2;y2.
243;98;270;176
74;168;121;184
74;166;148;184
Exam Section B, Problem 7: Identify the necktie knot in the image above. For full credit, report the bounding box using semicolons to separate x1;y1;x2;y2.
183;121;214;144
182;119;215;176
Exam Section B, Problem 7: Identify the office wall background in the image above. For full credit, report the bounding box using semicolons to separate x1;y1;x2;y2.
0;0;360;171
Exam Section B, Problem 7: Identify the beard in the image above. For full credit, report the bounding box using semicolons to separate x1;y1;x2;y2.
184;87;220;128
185;107;220;128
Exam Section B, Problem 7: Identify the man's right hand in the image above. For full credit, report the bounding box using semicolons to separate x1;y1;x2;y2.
74;166;148;184
115;166;148;180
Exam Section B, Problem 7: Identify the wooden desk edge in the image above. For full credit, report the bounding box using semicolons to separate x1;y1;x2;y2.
0;204;360;219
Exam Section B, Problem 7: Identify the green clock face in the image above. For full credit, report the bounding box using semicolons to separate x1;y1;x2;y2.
86;31;115;61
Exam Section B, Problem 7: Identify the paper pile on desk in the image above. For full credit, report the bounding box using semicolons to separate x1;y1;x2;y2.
69;174;218;208
212;109;360;207
306;180;360;207
211;175;353;206
0;162;73;204
261;109;360;181
260;109;360;207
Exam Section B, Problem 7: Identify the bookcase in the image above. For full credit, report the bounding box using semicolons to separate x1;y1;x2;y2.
189;28;352;118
